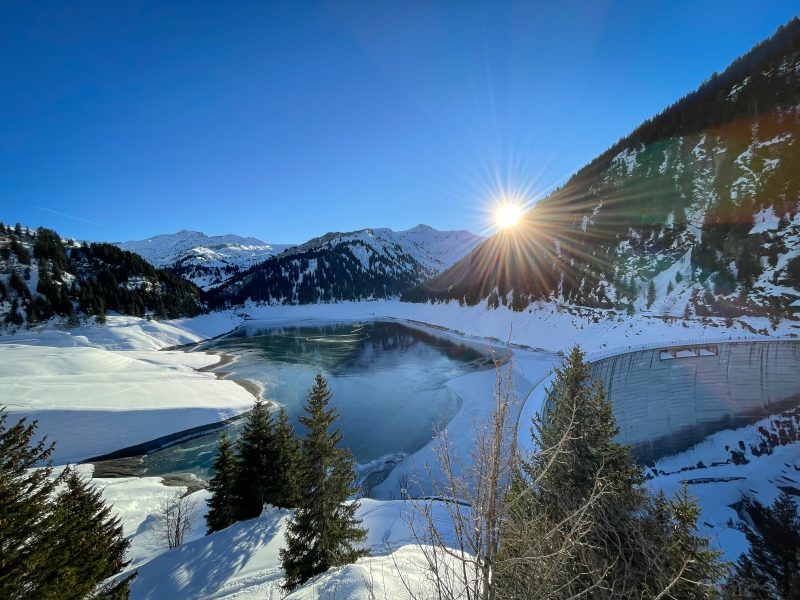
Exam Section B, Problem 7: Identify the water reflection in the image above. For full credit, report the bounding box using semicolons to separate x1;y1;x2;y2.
141;322;496;480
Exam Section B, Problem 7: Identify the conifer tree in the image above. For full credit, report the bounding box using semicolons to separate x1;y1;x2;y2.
234;400;280;520
497;346;722;599
723;493;800;599
273;408;301;509
40;470;131;599
205;434;238;534
644;486;724;599
517;345;645;596
280;374;367;591
647;279;657;308
0;410;61;598
0;409;133;599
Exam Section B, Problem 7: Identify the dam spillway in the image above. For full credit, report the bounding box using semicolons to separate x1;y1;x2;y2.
589;340;800;462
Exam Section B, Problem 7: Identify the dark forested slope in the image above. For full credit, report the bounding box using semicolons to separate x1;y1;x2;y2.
0;223;204;327
409;19;800;321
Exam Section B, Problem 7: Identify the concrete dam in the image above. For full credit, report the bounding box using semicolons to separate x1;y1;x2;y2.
589;340;800;462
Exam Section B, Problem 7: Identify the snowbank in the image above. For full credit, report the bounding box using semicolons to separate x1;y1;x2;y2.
0;316;255;463
127;497;460;600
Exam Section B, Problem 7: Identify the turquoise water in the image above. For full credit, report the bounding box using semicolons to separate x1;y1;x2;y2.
141;321;494;479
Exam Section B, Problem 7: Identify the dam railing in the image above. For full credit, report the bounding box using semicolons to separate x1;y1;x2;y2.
583;335;797;363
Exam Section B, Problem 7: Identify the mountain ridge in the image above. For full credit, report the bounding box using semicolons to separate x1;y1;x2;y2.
409;18;800;323
117;230;294;290
209;224;484;307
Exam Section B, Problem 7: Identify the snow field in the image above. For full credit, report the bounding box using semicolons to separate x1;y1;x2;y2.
0;316;256;463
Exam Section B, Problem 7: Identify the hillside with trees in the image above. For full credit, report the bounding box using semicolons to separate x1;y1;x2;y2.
0;223;204;328
408;18;800;322
209;225;483;307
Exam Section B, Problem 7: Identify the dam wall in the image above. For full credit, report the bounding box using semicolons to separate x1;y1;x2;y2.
589;340;800;462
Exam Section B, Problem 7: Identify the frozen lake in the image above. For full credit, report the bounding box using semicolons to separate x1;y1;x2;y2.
140;321;496;479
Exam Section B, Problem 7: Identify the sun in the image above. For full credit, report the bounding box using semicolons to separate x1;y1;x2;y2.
495;202;523;229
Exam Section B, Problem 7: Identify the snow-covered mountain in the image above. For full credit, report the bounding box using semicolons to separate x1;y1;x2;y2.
414;19;800;322
210;224;484;306
117;230;293;290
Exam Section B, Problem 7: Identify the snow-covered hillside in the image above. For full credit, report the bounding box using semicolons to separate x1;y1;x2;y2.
420;21;800;321
282;224;484;274
212;225;484;306
117;225;483;297
117;230;293;290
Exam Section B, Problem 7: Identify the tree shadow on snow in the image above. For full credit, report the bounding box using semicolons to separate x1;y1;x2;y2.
130;509;284;599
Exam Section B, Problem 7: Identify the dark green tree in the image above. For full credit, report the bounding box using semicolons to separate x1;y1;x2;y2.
280;374;367;591
0;409;132;599
205;434;238;534
643;486;725;599
497;346;722;599
723;493;800;599
273;408;301;509
40;470;132;599
234;400;280;520
647;279;657;308
0;410;62;598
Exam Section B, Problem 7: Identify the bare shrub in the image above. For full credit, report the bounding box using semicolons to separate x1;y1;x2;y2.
151;490;199;550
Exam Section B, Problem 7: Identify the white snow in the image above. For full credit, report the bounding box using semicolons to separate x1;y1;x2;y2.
750;206;781;234
73;463;463;600
0;316;255;463
648;415;800;563
117;230;291;270
8;298;800;598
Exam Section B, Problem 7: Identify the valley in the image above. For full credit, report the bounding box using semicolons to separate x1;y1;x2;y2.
3;10;800;599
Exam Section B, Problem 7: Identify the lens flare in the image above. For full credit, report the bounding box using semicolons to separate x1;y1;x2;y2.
495;202;523;229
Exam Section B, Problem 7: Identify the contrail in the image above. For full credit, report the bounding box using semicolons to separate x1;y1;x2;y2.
35;206;135;238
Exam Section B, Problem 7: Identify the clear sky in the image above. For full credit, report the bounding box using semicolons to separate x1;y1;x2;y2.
1;1;798;244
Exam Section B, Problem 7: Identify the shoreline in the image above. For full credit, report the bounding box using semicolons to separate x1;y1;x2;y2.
197;349;263;402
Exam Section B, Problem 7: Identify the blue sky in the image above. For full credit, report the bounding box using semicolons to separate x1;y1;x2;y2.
1;1;797;244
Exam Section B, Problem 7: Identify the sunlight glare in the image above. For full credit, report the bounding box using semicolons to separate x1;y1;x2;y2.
495;202;523;229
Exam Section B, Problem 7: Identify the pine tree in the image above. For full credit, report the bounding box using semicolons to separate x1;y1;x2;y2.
280;374;367;591
0;409;132;599
497;346;722;598
647;279;657;308
205;434;238;534
644;486;724;599
533;345;644;512
234;400;280;520
273;408;301;509
723;493;800;599
0;410;62;598
39;470;132;599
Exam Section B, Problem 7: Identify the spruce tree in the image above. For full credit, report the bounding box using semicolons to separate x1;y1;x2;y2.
234;400;280;520
0;410;61;598
273;408;301;509
533;345;644;513
723;493;800;599
647;279;657;308
644;486;724;599
0;409;133;599
205;434;238;534
39;470;131;599
497;346;722;599
280;374;367;591
500;345;645;597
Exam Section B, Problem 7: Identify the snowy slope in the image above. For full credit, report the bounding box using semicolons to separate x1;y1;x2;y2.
421;21;800;320
213;225;484;306
0;316;255;463
282;224;484;274
117;230;293;290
